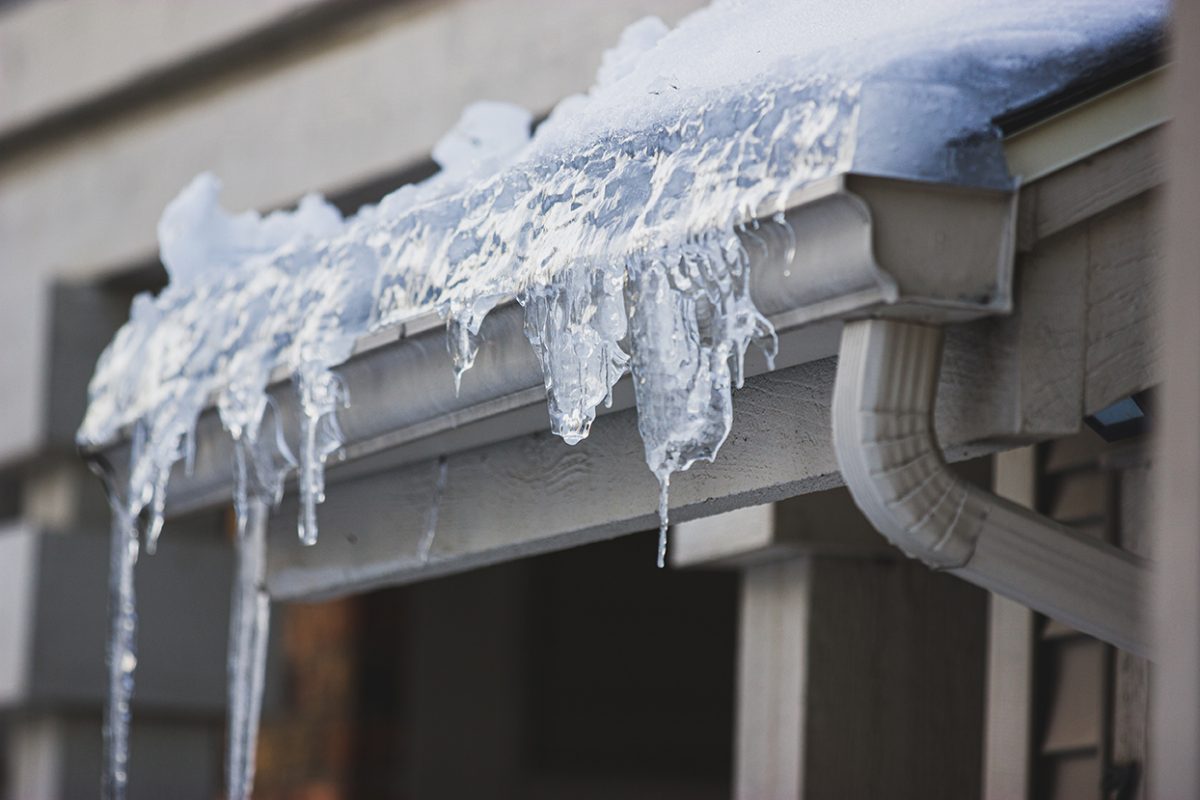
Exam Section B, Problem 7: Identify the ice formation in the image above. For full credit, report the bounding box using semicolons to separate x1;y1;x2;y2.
226;499;270;800
76;0;1164;797
101;507;137;799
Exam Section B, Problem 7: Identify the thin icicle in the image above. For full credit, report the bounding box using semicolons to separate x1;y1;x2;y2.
143;462;171;555
655;472;670;569
297;408;321;546
295;368;348;546
103;508;139;800
233;438;250;538
226;498;271;800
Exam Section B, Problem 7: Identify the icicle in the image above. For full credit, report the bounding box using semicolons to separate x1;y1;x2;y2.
103;507;139;800
519;262;629;445
295;368;348;546
233;437;250;538
249;396;299;509
183;424;197;477
445;293;504;396
655;471;670;569
446;317;476;397
226;498;271;800
297;408;321;546
624;236;776;567
418;455;450;562
772;209;798;267
142;463;171;556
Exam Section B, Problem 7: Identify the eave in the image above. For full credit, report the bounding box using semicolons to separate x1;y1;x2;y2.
85;68;1165;603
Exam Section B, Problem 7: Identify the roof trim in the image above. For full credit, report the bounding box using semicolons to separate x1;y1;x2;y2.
1004;67;1168;183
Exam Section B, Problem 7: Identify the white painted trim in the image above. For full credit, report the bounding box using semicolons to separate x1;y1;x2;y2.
1005;68;1168;183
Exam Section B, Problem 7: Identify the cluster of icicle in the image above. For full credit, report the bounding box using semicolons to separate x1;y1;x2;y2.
76;0;1168;796
78;14;858;799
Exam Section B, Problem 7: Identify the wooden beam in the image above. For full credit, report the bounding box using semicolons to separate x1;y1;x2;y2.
671;490;893;569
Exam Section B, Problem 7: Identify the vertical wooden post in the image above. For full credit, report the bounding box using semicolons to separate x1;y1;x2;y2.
1153;3;1200;794
982;448;1037;800
735;557;810;799
677;487;988;800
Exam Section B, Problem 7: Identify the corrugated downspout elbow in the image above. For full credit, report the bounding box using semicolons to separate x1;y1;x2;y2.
832;320;983;568
832;318;1149;656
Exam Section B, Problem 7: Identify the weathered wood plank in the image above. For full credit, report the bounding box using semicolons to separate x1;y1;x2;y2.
1114;446;1152;798
1012;230;1090;434
1017;128;1163;251
1084;192;1163;414
940;226;1091;446
802;558;987;798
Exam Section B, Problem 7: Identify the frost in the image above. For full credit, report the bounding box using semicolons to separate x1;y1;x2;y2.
78;0;1164;797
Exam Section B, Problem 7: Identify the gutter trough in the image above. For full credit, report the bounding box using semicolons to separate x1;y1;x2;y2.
87;173;1015;518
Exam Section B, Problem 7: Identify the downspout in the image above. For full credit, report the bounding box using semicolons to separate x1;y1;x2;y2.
832;318;1148;657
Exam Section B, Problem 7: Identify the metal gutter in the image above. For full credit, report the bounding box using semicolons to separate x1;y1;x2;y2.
87;173;1016;518
256;116;1163;601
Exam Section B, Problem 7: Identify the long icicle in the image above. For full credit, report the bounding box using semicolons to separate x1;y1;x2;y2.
226;497;272;800
103;508;140;800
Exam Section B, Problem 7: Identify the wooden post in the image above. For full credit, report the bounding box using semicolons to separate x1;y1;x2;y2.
735;557;810;798
982;448;1037;800
676;487;988;799
1152;2;1200;794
